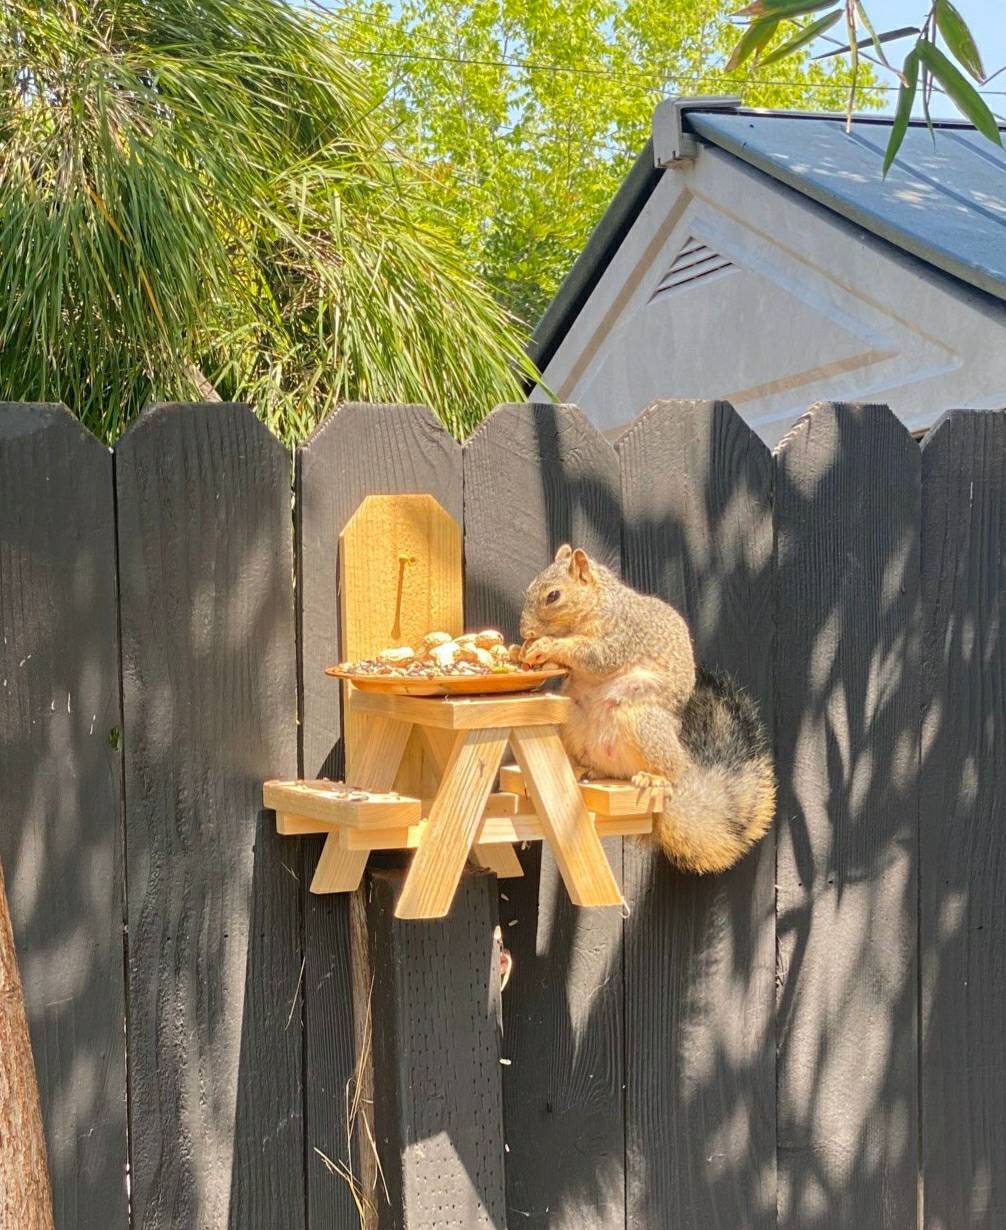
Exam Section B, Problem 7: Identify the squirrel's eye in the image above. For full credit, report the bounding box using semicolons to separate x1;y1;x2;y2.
546;589;561;605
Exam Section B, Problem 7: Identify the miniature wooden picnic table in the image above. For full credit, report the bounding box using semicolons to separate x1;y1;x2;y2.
262;491;663;920
264;686;668;919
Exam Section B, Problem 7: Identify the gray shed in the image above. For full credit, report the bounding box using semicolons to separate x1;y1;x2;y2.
532;97;1006;445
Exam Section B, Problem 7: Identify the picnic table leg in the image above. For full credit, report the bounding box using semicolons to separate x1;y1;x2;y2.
310;715;414;894
395;728;509;919
423;727;523;879
510;725;624;908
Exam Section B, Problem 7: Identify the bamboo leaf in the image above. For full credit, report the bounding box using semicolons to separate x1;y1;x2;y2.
934;0;985;82
726;17;780;71
883;47;919;176
853;2;891;66
758;10;843;68
916;39;1002;145
813;25;918;60
733;0;838;19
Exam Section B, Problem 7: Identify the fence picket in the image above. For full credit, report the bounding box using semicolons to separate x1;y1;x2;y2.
297;402;503;1230
774;403;920;1229
463;402;625;1230
3;394;1002;1230
920;409;1006;1226
0;403;128;1229
617;399;776;1230
116;403;301;1228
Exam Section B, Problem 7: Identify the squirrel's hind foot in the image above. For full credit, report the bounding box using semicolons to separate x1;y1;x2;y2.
631;771;672;790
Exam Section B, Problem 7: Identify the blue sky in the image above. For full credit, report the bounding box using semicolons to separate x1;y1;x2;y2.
813;0;1005;119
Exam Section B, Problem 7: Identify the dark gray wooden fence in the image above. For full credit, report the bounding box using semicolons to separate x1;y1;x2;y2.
0;398;1003;1230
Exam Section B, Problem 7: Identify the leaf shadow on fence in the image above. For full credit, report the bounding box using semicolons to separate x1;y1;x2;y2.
473;399;941;1230
5;396;1000;1230
769;404;921;1229
0;403;129;1230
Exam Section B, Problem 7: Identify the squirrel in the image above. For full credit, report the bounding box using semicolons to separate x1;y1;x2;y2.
519;545;775;874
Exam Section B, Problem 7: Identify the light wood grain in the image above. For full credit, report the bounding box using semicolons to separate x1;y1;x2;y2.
580;780;665;816
420;720;523;876
511;726;624;909
341;812;653;851
264;780;421;830
340;493;462;798
469;844;525;878
311;714;413;894
498;764;527;796
482;792;521;817
492;768;665;816
395;728;510;919
310;841;370;895
351;687;571;730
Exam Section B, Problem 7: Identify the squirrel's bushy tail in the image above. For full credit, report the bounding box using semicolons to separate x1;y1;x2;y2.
654;667;775;874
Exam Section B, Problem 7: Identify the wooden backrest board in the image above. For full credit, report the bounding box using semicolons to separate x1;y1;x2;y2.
339;494;463;790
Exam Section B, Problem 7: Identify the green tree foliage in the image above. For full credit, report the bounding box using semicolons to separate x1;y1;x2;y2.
337;0;879;324
0;0;536;443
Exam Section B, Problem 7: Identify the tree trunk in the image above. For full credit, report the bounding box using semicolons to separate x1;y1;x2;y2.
0;859;55;1229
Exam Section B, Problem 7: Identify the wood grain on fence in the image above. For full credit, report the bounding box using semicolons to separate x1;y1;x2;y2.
920;409;1006;1229
296;403;505;1230
463;402;624;1230
617;399;776;1230
774;403;920;1229
366;869;506;1228
116;403;301;1228
0;404;127;1230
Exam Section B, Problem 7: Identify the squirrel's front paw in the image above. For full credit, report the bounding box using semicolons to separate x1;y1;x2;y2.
522;636;560;668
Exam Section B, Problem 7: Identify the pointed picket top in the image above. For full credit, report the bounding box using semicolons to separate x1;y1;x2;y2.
0;400;110;451
115;399;288;461
300;401;460;473
774;398;916;458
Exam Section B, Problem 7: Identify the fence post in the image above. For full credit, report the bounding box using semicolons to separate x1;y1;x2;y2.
116;403;302;1227
297;403;505;1229
617;399;776;1230
0;403;127;1230
464;402;625;1230
774;402;920;1229
920;409;1006;1226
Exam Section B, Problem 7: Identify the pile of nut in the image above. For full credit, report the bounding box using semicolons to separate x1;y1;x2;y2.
338;630;530;677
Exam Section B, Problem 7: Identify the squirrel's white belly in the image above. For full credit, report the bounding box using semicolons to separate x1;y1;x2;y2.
562;666;664;777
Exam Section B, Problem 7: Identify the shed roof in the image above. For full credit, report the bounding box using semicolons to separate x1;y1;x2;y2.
531;105;1006;372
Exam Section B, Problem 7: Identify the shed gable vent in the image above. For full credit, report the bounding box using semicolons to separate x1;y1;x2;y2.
649;237;735;301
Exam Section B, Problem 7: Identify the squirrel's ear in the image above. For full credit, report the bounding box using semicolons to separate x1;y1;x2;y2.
570;548;593;582
554;544;573;563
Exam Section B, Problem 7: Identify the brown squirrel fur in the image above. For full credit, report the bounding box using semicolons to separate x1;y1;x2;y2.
520;545;775;874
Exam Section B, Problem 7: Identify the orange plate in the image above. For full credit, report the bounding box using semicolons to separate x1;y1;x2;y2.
324;666;567;697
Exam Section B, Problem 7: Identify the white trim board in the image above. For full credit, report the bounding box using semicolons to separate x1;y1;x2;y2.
537;146;1006;445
